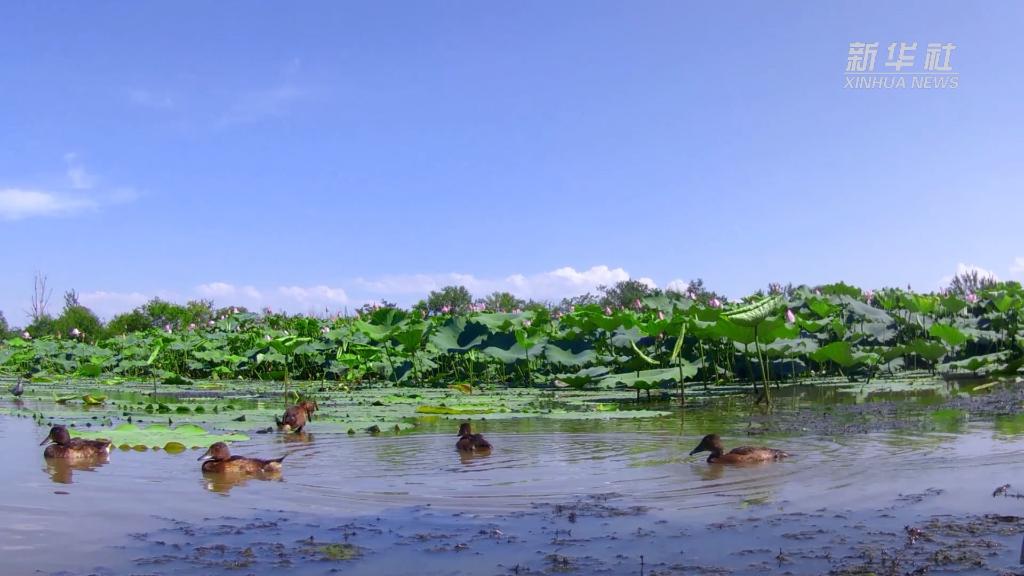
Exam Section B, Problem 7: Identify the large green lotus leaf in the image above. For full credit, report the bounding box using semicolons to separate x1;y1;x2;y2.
928;323;969;347
904;339;947;362
470;313;518;331
429;318;489;352
810;341;855;367
838;296;893;324
598;365;697;389
902;294;937;315
722;295;782;327
393;323;428;354
819;282;862;298
71;423;249;449
805;297;838;318
543;340;598;367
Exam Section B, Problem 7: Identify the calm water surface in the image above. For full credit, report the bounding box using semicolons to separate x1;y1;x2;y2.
2;402;1024;575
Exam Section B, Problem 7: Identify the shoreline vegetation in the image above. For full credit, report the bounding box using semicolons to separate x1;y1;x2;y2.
1;276;1020;404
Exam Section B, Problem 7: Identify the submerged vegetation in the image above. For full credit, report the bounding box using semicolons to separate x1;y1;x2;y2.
1;280;1021;403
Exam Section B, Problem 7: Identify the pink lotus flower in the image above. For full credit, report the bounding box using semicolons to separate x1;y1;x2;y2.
208;320;216;326
786;309;796;323
709;298;721;309
232;307;239;314
814;288;822;296
604;306;612;315
687;291;696;300
657;311;665;321
189;323;196;330
321;325;330;334
164;324;172;333
522;319;532;328
264;335;272;341
70;328;81;337
966;293;979;304
440;305;451;314
633;299;642;310
22;331;31;340
864;290;874;304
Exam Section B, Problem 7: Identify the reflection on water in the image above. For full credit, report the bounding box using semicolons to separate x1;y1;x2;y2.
202;470;283;494
457;449;492;466
44;455;110;484
279;431;314;445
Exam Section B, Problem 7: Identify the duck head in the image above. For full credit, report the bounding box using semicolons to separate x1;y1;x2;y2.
457;422;472;437
689;434;724;456
198;442;231;462
40;425;71;446
299;400;318;419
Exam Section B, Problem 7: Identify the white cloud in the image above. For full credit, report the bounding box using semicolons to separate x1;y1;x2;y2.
636;277;657;289
78;291;151;318
1010;257;1024;277
0;188;96;220
664;279;690;293
196;282;263;300
1;156;137;221
277;285;349;305
64;153;95;189
938;262;1000;288
61;265;657;319
354;265;635;302
195;281;348;313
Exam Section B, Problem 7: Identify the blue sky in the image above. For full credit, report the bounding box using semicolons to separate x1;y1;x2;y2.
2;1;1022;322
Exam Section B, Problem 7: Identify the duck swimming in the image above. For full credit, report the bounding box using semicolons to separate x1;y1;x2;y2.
39;425;112;459
689;434;788;464
198;442;285;474
10;378;24;397
275;400;318;433
456;422;491;452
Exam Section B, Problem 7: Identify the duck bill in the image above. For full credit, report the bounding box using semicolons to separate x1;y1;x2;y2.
688;447;704;456
197;447;213;461
39;435;53;446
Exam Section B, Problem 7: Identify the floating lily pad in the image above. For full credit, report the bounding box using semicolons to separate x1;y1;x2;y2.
71;423;249;449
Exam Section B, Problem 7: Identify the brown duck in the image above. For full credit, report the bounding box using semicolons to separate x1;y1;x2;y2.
275;400;318;432
456;422;492;452
39;425;112;459
689;434;788;464
198;442;285;474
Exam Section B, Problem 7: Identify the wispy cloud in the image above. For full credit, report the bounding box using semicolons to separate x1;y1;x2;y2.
196;281;263;300
1010;257;1024;278
127;89;174;109
66;265;653;319
0;188;96;220
64;153;96;189
355;265;638;302
78;290;153;318
218;84;307;127
277;285;349;305
1;155;138;221
217;58;311;127
196;282;348;313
